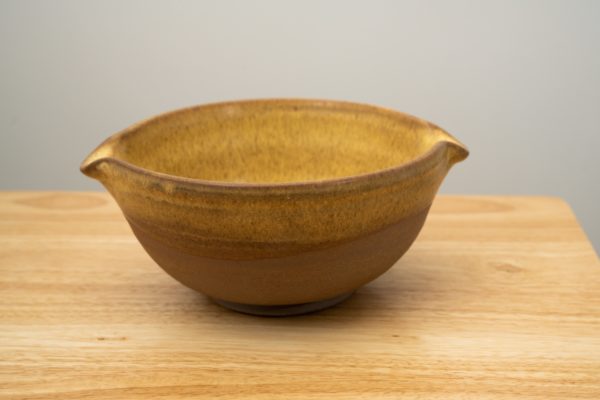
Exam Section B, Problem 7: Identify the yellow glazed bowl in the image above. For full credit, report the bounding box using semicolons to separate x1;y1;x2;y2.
81;99;468;316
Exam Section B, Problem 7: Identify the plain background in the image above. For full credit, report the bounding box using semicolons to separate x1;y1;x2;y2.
1;0;599;251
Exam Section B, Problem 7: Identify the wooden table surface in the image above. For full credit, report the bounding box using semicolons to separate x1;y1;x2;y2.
1;192;599;399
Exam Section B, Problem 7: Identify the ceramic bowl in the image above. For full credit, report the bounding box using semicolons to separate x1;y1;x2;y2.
81;99;468;316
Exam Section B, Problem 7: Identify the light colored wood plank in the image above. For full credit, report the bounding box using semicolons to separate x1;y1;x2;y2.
1;192;599;399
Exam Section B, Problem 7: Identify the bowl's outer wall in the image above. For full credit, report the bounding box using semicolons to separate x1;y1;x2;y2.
101;149;448;260
128;206;430;305
87;100;466;305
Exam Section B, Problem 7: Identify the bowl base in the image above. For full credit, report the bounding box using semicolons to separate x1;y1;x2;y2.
212;292;353;317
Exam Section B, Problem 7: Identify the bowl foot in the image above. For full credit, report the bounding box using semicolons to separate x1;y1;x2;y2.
212;292;353;317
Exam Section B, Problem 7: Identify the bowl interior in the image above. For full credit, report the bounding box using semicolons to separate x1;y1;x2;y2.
110;100;443;184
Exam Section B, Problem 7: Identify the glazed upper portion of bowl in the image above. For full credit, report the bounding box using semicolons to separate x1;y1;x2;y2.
90;100;453;184
82;99;467;187
81;99;468;259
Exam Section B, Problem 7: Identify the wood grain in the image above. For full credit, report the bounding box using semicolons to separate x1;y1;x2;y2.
1;192;599;399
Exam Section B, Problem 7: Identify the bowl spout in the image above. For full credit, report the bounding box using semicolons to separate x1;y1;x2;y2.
80;156;105;180
80;138;117;181
428;124;469;166
444;140;469;165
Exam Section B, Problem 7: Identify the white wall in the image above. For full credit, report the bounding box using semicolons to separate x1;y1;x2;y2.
1;0;599;250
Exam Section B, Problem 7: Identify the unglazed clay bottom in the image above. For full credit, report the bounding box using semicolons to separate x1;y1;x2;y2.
212;292;354;317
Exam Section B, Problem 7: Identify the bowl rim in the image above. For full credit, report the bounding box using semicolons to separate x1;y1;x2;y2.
81;98;468;192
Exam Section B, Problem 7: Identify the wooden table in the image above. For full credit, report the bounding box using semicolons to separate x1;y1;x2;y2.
1;192;599;399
